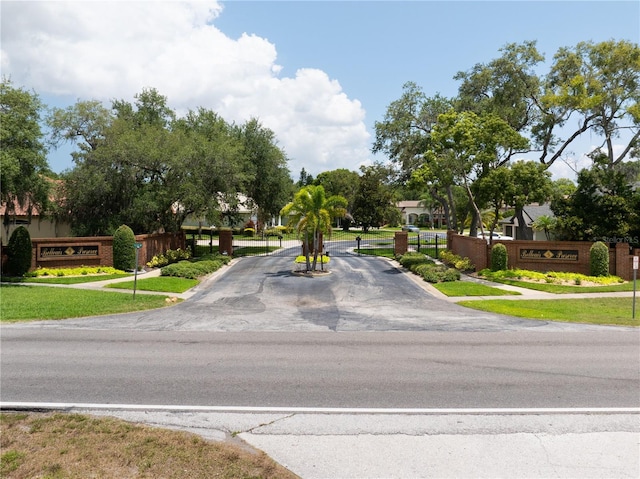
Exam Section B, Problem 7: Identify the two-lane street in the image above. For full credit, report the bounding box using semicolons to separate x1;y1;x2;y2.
2;330;638;408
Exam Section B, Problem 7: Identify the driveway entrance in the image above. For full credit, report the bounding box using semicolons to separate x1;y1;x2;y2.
14;255;620;332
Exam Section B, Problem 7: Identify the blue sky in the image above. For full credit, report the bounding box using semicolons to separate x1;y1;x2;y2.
2;1;639;180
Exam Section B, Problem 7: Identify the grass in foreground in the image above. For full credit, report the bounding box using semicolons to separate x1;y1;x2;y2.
0;285;176;322
105;276;199;293
458;297;638;326
433;281;521;297
0;412;297;479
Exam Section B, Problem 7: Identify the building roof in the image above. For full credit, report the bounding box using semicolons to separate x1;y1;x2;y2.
501;203;554;226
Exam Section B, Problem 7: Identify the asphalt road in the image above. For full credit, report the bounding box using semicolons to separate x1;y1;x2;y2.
2;329;638;408
2;255;639;478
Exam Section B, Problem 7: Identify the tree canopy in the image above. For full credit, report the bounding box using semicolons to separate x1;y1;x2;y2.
1;79;51;222
49;88;292;235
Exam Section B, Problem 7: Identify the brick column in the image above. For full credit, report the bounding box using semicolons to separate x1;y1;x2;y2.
615;242;631;280
394;231;408;256
218;229;233;256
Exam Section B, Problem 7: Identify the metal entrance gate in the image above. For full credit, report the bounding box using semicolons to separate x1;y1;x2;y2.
231;230;398;257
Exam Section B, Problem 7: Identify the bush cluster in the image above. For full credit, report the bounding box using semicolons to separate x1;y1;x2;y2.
5;226;32;277
27;266;124;277
244;228;256;237
160;254;231;279
478;268;624;285
589;241;610;277
397;252;460;283
439;250;475;272
147;248;191;268
490;243;508;271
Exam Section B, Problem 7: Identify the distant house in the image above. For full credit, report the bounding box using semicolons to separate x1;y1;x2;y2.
501;203;555;240
396;201;446;228
1;201;72;244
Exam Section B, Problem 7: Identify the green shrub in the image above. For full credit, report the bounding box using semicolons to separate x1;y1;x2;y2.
160;254;230;279
589;241;609;277
490;243;508;271
5;226;32;277
147;248;191;268
244;227;256;237
398;252;432;269
112;225;136;271
413;263;460;283
439;250;475;272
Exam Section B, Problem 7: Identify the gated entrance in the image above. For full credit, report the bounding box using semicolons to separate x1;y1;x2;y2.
189;229;443;258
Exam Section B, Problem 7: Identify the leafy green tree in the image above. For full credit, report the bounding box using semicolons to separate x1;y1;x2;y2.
0;79;51;224
313;169;360;210
236;118;293;229
373;82;453;180
456;40;640;169
280;185;347;272
351;165;395;232
552;155;638;243
551;178;577;198
296;168;314;188
427;111;529;237
47;100;112;158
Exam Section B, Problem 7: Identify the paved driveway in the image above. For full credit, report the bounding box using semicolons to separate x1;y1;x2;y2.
14;255;623;332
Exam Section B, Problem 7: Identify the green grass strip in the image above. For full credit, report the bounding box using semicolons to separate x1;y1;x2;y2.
433;282;521;297
0;285;175;322
458;297;638;326
357;248;395;258
105;277;199;293
23;274;131;284
488;278;635;293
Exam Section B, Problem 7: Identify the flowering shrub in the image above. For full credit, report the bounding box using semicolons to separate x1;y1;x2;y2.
439;250;475;272
146;248;191;268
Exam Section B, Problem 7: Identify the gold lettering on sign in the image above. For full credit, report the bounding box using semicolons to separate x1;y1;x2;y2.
39;245;99;259
519;249;579;261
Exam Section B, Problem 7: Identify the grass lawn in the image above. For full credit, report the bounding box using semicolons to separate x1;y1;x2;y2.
0;412;296;479
458;297;639;326
105;276;199;293
433;281;521;297
0;285;175;322
357;247;395;258
22;273;130;284
483;277;636;294
232;245;281;256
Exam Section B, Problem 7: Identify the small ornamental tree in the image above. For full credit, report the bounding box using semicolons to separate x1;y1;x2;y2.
6;226;32;277
490;243;508;271
589;241;609;277
112;224;136;271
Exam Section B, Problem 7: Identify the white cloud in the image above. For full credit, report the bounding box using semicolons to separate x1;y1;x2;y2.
0;0;370;177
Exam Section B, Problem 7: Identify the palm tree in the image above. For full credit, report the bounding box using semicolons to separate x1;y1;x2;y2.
280;185;347;272
532;215;556;240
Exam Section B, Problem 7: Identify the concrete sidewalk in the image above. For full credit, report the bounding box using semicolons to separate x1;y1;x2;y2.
15;404;638;479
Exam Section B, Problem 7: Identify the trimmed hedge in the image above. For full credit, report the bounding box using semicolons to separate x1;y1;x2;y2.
161;254;231;279
113;225;136;271
589;241;609;277
490;243;508;271
397;252;460;283
6;226;32;277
